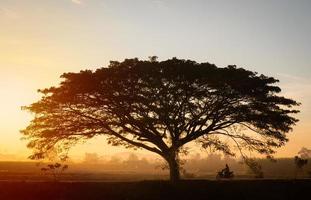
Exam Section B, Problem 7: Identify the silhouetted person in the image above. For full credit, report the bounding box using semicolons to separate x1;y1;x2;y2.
217;164;234;179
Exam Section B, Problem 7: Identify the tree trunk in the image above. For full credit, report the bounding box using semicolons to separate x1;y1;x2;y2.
166;152;180;184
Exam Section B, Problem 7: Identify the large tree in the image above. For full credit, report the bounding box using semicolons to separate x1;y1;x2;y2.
22;57;299;182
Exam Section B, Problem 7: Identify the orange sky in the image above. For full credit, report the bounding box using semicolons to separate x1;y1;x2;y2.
0;0;310;161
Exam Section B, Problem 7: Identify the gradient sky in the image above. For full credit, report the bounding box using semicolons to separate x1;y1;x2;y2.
0;0;310;160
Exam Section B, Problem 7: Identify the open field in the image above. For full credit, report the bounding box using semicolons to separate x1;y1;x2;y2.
0;180;310;200
0;161;310;200
1;159;310;181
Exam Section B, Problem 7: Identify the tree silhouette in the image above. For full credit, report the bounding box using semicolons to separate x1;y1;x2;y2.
298;147;311;159
244;158;264;178
21;57;299;183
40;162;68;182
294;156;308;178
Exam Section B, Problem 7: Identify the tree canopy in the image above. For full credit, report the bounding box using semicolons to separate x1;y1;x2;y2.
22;57;300;182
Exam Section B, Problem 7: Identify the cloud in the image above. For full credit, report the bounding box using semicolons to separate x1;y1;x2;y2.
71;0;83;5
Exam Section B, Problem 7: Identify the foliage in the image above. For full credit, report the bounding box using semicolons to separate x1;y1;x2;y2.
22;57;300;182
294;156;308;169
40;162;68;181
181;168;196;179
298;147;311;159
244;158;264;178
294;155;308;178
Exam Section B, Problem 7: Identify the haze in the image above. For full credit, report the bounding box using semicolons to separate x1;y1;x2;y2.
0;0;311;161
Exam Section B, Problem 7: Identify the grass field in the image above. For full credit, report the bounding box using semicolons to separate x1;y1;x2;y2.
0;179;310;200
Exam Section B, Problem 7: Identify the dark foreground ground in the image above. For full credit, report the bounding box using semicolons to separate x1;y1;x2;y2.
0;179;310;200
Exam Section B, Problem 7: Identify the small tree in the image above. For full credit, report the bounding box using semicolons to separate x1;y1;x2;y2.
22;57;299;183
244;158;264;178
294;156;308;178
41;162;68;181
181;168;196;179
298;147;311;159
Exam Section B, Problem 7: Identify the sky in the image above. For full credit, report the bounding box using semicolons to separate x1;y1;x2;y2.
0;0;310;161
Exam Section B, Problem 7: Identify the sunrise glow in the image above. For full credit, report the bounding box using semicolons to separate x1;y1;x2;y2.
1;0;311;161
